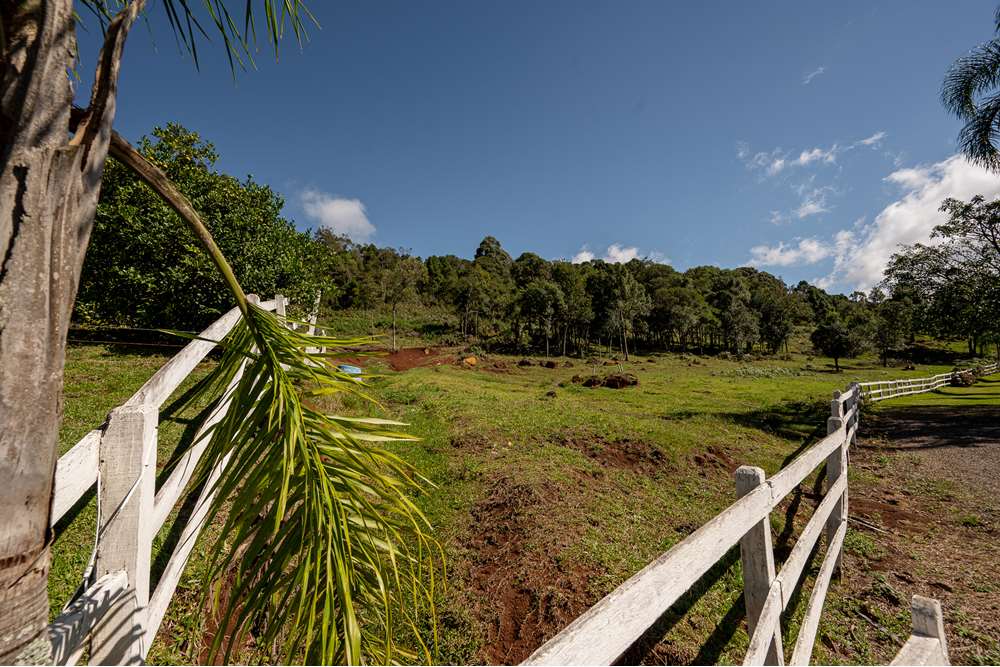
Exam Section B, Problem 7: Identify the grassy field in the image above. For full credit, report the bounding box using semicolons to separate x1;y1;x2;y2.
50;333;994;664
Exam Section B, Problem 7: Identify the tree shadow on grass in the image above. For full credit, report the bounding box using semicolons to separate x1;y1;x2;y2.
723;399;830;467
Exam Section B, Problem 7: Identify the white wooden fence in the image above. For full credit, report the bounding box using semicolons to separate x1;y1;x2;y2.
523;361;1000;666
523;382;861;666
859;361;999;403
47;294;313;665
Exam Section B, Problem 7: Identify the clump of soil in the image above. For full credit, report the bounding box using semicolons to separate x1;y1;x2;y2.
560;433;670;476
541;360;558;369
691;445;738;475
517;358;534;367
574;373;639;389
602;373;639;389
462;478;596;664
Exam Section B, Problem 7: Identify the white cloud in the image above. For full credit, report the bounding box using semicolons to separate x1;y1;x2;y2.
750;155;1000;291
821;154;1000;290
738;131;887;178
803;66;826;85
794;186;834;218
605;243;640;263
748;238;831;267
795;146;838;166
571;243;667;264
857;131;887;147
299;189;375;241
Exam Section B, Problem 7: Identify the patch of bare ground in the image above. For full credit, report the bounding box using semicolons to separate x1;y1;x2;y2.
558;432;671;477
691;445;738;477
457;477;599;664
826;404;1000;664
385;346;459;371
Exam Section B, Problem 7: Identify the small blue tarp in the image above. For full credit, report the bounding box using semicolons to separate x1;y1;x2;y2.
337;364;364;376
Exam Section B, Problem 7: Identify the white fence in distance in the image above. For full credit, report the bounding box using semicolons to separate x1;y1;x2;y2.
47;294;314;665
859;361;998;403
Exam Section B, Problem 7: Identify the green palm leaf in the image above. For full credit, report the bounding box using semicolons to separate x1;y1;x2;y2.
175;303;439;664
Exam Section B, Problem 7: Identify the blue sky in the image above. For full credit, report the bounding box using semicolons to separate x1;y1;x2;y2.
76;1;1000;293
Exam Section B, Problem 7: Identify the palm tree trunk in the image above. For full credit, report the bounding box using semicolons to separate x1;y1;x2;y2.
0;2;143;662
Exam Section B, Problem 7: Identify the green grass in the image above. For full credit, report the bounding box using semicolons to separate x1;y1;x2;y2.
349;350;961;663
52;338;979;664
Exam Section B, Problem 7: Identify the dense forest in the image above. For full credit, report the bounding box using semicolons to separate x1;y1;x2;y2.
76;124;1000;366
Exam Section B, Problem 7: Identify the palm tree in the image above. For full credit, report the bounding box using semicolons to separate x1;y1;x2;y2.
942;6;1000;169
0;2;436;664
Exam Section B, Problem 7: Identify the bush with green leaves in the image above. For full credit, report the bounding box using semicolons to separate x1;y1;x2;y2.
75;123;329;330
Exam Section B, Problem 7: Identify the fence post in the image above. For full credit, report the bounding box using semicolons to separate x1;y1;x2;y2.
275;293;287;319
735;466;783;665
910;595;949;663
848;383;859;446
90;403;158;663
826;392;847;576
307;292;321;336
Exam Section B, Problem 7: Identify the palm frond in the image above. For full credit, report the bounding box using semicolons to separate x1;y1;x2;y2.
76;0;318;72
942;39;1000;120
176;304;439;664
956;92;1000;170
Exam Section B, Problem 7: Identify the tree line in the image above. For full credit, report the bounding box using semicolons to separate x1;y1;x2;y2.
77;123;1000;367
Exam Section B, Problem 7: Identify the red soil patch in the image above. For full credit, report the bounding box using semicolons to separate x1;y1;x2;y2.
385;346;455;371
463;478;597;664
691;445;738;475
560;433;670;476
850;497;925;532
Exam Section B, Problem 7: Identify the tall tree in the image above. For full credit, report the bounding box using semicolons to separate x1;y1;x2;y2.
381;252;426;351
811;317;864;372
610;267;651;360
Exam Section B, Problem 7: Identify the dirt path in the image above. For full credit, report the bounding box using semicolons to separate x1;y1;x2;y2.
833;390;1000;664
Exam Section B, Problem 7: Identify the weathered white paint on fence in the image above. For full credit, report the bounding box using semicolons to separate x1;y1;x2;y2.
90;404;157;664
51;430;101;525
124;306;242;410
48;570;128;666
525;482;773;665
146;448;234;648
890;596;949;665
151;369;242;531
789;520;847;666
736;467;783;665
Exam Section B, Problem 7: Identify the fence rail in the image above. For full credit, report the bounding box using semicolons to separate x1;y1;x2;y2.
525;362;1000;666
46;294;307;665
